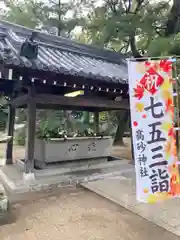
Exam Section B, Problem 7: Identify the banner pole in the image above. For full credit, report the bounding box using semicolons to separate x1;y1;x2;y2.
174;61;180;162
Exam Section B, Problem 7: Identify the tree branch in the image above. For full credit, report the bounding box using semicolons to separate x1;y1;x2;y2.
128;0;146;58
105;0;117;14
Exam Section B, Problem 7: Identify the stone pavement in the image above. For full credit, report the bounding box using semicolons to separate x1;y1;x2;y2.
0;160;133;197
0;187;179;240
81;170;180;237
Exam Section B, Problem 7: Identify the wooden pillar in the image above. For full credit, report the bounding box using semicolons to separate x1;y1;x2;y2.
6;105;15;164
94;112;99;135
24;88;36;174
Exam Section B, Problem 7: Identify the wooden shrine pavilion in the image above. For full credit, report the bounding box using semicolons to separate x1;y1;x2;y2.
0;21;129;177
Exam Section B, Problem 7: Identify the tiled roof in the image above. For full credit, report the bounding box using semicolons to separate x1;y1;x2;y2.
0;21;128;85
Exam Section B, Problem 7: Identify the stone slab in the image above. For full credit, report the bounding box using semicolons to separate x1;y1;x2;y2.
0;161;133;202
81;172;180;237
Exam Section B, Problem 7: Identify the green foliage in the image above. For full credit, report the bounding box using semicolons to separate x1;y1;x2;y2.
76;0;179;57
2;0;83;37
0;114;7;131
2;0;179;58
42;0;81;36
0;97;8;131
35;111;97;140
15;127;26;146
36;120;63;140
2;0;47;29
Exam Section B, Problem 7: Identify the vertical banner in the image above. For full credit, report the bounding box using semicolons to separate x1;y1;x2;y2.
128;59;179;203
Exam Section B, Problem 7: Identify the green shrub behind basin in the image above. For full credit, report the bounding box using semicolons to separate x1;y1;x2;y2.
15;127;26;146
0;109;7;131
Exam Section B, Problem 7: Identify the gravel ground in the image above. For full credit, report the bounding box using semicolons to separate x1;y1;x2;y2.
0;139;179;239
0;188;179;240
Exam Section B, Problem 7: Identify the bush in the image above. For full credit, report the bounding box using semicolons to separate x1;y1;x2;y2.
15;127;26;146
0;121;6;132
0;110;7;131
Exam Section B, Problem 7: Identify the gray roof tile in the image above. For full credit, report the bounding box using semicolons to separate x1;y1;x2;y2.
0;21;128;85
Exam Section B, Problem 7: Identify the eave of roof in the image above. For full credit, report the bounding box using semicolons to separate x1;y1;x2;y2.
0;20;128;85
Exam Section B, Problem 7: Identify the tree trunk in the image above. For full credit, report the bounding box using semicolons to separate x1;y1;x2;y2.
129;35;141;58
165;0;180;36
113;110;129;146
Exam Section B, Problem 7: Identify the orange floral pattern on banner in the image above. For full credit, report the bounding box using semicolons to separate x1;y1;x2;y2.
129;59;179;203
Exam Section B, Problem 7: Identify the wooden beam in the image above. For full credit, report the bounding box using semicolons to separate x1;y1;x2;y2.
24;88;36;174
23;68;128;90
34;94;129;110
9;93;129;110
9;94;28;107
6;105;15;164
0;79;16;95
